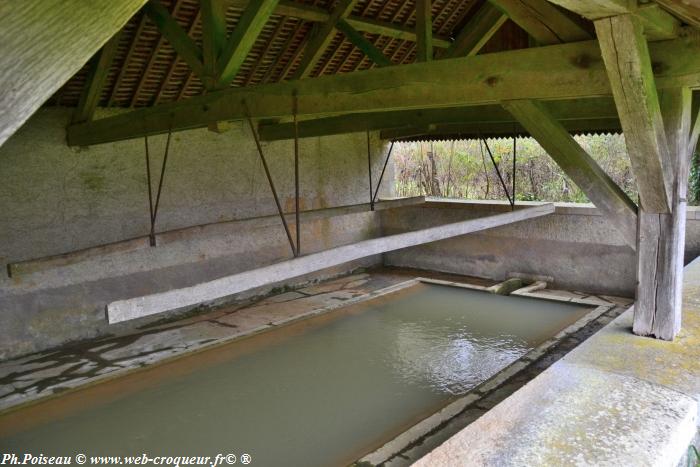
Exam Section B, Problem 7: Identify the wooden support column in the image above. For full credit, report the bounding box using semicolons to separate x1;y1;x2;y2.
634;88;692;340
415;0;433;61
502;99;638;248
595;14;672;214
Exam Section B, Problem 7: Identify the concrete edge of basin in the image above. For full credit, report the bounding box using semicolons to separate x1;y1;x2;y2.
412;257;700;466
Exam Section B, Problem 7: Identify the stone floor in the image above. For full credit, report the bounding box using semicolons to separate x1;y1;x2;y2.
0;266;635;466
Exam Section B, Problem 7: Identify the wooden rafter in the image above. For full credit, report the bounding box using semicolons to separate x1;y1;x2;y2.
144;0;204;78
73;33;121;123
291;0;361;79
596;14;672;213
656;0;700;28
490;0;591;44
131;0;187;108
108;12;150;106
442;2;508;58
154;11;201;105
335;19;392;67
216;0;281;87
66;36;700;146
503;99;637;248
415;0;433;61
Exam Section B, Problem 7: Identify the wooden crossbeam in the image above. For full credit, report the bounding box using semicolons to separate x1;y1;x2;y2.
634;87;693;340
596;14;672;213
489;0;591;44
503;99;637;248
258;98;619;140
291;0;361;79
415;0;433;61
72;34;121;124
442;3;508;58
335;19;392;67
66;36;700;146
106;203;555;323
216;0;281;87
144;0;204;78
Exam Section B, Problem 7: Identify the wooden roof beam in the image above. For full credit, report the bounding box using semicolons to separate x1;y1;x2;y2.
257;98;619;140
72;34;121;124
655;0;700;28
216;0;281;87
490;0;592;44
66;36;700;146
335;19;392;67
415;0;433;61
229;0;453;47
201;0;228;89
503;99;637;248
291;0;361;79
596;14;672;213
144;0;204;77
442;2;508;58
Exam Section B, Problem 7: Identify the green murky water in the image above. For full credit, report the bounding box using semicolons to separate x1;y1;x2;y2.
0;283;591;466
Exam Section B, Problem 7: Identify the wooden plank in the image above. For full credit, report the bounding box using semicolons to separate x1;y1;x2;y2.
0;0;146;147
201;0;228;89
72;33;121;124
291;0;360;79
8;197;425;279
503;99;637;248
335;19;391;67
595;14;672;213
216;0;280;87
415;0;433;61
258;97;620;140
634;87;692;340
489;0;592;44
144;0;204;78
442;3;507;58
66;36;700;146
106;203;555;323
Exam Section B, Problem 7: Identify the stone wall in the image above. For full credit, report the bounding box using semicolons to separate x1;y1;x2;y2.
0;108;392;359
381;199;700;297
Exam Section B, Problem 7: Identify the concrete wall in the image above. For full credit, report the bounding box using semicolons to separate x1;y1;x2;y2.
0;108;393;359
381;199;700;297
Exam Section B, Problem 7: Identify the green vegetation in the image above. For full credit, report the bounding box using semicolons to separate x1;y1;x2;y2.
394;135;639;203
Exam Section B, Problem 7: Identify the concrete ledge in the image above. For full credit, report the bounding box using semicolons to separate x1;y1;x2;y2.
415;256;700;466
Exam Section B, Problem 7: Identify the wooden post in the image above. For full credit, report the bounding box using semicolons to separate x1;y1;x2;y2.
634;88;692;340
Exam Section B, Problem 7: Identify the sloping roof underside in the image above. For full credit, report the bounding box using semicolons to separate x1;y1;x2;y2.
47;0;529;109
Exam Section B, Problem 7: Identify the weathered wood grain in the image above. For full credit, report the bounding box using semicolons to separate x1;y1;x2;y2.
490;0;591;44
634;87;692;340
596;14;672;213
0;0;146;147
415;0;433;61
